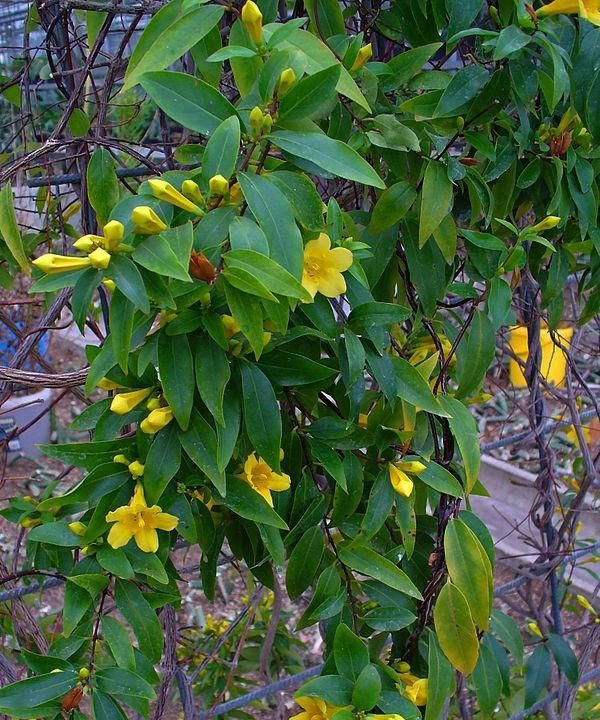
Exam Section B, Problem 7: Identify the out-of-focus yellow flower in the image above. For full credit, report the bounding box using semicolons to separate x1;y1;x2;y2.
291;697;342;720
96;377;123;391
302;233;353;300
351;43;373;71
528;621;543;638
128;460;145;478
182;180;204;205
102;279;116;292
209;174;229;196
204;613;230;636
358;413;369;428
131;206;168;234
538;0;600;25
140;405;174;434
148;178;203;215
403;678;428;706
241;452;291;507
241;0;263;44
110;388;153;415
105;484;178;553
388;460;426;497
278;68;296;95
221;314;241;339
576;594;597;614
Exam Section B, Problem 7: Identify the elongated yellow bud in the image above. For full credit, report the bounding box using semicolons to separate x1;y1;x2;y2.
148;178;203;215
396;460;427;475
128;460;145;478
113;454;130;465
73;235;101;253
528;621;543;638
241;0;263;44
262;113;273;134
88;247;111;269
209;175;229;196
68;521;87;536
110;387;153;415
131;206;168;234
249;106;264;137
96;377;123;390
278;68;296;95
102;220;125;250
182;180;204;205
389;464;414;497
530;216;561;233
351;43;372;72
140;406;174;434
33;253;91;275
576;594;596;614
146;397;162;411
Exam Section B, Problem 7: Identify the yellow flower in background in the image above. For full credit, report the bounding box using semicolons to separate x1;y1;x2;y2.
537;0;600;24
403;678;428;706
351;43;373;71
140;405;174;434
291;696;341;720
110;388;152;415
576;594;597;614
528;215;561;233
302;234;353;300
278;68;297;95
131;206;168;234
209;174;229;196
388;460;426;497
241;0;263;44
242;453;291;506
148;178;203;215
105;484;178;553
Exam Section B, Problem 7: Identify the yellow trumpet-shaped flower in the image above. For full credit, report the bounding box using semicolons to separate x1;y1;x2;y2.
242;453;291;507
182;180;204;205
131;206;168;234
105;484;178;553
33;253;92;275
301;233;353;300
388;460;426;497
110;388;153;415
140;405;174;434
103;220;125;250
278;68;296;95
241;0;263;44
209;174;229;196
147;178;203;215
538;0;600;24
403;678;428;706
351;43;373;71
291;696;342;720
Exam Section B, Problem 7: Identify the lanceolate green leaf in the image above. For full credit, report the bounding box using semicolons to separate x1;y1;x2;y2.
286;525;324;598
0;183;29;273
220;475;288;529
439;396;480;492
434;581;479;674
114;579;164;663
158;331;194;430
202;115;241;182
338;543;422;599
419;160;453;247
279;65;341;120
239;361;282;471
87;148;119;226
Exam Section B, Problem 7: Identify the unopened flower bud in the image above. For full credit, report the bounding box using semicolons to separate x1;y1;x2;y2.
88;247;111;269
102;279;116;292
278;68;296;96
351;43;372;72
113;454;130;465
262;113;273;134
241;0;263;45
73;235;100;253
97;377;122;390
249;106;264;137
140;406;174;434
209;175;229;196
110;388;153;415
148;178;203;215
128;460;145;478
131;206;168;234
182;180;204;205
189;250;217;282
68;521;87;536
530;216;561;233
78;667;90;680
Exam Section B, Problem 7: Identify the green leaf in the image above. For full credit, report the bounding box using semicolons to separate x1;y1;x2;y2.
158;331;194;430
418;461;463;497
382;43;442;91
114;579;164;663
525;644;551;709
179;410;224;494
202;115;241;182
109;290;135;373
229;216;269;254
297;675;354;707
368;181;417;233
547;634;579;685
28;522;80;547
224;281;265;358
0;183;29;272
425;632;454;720
0;671;78;715
39;439;136;469
391;356;449;416
493;26;531;60
361;467;395;540
268;131;385;188
239;361;282;470
225;249;312;302
455;310;495;399
217;385;241;472
490;610;524;665
133;223;192;282
472;643;503;718
444;518;491;629
123;3;224;90
87;148;119;226
140;71;238;135
349;302;411;332
362;606;416;631
439;396;480;493
93;690;128;720
433;581;479;674
195;339;230;427
101;616;136;671
334;623;369;681
38;463;130;510
223;266;278;302
72;268;102;331
220;475;288;529
419;160;453;247
434;64;489;117
105;254;150;314
279;65;341;120
237;172;304;279
286;525;324;598
68;573;109;596
269;171;325;232
304;0;344;36
96;667;156;700
144;422;181;504
338;543;422;599
260;352;337;387
352;664;381;711
97;546;135;579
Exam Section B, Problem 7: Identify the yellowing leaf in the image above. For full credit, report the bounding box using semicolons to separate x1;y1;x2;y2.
433;581;479;674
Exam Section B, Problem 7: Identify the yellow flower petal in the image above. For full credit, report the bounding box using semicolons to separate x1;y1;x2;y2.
153;512;179;531
315;270;347;298
328;246;354;271
389;464;414;497
107;521;135;549
110;388;152;415
134;527;159;553
267;472;291;491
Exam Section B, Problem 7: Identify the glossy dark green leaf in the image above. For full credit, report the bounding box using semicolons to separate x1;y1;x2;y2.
352;664;381;711
425;632;454;720
279;65;341;120
349;302;411;332
179;410;224;494
220;475;288;529
144;422;181;504
202;115;240;182
87;148;119;226
361;468;395;540
472;643;503;717
286;525;324;598
195;338;230;426
96;667;156;700
338;543;422;599
101;616;136;671
439;396;480;493
224;249;311;301
525;644;551;709
105;254;150;314
369;181;417;233
240;361;282;470
297;676;354;707
223;281;265;358
363;606;416;631
334;623;369;682
109;290;135;372
419;160;453;247
419;461;463;497
548;634;579;685
0;671;78;716
158;331;194;429
132;223;192;282
114;579;164;663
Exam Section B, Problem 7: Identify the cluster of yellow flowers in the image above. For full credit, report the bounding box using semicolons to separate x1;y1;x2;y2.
108;387;174;434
